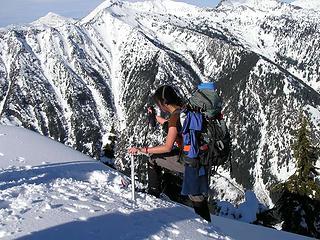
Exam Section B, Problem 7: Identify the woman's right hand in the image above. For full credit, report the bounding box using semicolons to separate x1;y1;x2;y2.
147;106;157;127
147;106;154;114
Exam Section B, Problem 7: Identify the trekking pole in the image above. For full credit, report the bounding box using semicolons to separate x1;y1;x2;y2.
143;118;151;147
143;105;155;146
131;154;136;202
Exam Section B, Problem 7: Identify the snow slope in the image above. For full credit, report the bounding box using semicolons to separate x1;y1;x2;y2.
0;126;312;240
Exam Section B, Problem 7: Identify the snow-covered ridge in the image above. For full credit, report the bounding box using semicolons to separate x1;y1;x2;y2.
217;0;281;10
81;0;201;26
128;0;202;15
292;0;320;11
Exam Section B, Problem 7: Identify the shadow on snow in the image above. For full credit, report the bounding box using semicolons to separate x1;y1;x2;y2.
14;206;215;240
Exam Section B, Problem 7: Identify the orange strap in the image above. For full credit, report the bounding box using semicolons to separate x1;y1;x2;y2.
183;145;191;152
183;144;208;152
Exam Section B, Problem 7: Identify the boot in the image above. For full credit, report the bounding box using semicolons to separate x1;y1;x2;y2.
192;199;211;222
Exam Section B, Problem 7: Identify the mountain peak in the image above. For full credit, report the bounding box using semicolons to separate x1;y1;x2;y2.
81;0;124;24
217;0;280;10
32;12;75;27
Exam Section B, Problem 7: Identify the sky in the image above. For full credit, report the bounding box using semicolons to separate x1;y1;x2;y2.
0;0;294;28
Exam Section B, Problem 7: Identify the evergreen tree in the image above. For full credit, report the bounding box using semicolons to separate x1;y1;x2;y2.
103;123;117;160
258;114;320;238
292;115;319;185
283;115;320;199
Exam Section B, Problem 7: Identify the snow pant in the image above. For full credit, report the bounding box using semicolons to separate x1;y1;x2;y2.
148;151;211;222
147;150;184;198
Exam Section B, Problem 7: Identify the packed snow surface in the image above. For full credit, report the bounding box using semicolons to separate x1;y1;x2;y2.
0;126;312;239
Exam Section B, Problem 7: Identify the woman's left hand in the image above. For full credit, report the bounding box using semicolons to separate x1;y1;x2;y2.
128;147;140;154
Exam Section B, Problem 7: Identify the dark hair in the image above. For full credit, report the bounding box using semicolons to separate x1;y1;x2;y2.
152;85;183;106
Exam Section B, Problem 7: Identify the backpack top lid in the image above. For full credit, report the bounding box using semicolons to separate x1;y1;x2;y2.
189;82;222;118
198;82;217;91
